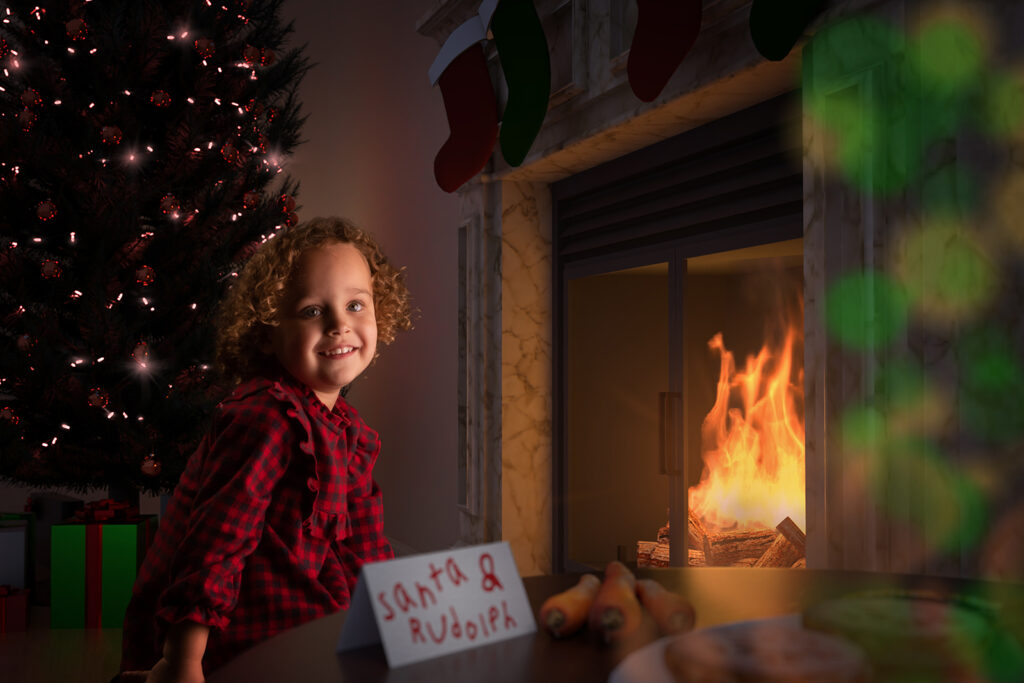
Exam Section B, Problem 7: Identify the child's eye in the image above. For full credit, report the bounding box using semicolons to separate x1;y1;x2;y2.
347;300;365;312
300;306;322;318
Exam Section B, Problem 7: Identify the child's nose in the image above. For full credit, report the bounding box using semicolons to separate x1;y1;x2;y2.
326;310;351;332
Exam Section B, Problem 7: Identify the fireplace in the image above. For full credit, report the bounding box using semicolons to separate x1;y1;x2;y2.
553;94;804;571
419;0;1024;582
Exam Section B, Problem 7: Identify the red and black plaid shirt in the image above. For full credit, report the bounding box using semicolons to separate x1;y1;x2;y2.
120;372;393;674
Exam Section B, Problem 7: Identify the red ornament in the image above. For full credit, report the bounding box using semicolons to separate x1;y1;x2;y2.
87;388;109;408
243;44;261;66
36;199;57;221
279;194;296;212
194;37;215;59
132;342;150;364
0;38;8;60
140;454;162;476
66;18;88;40
19;109;37;131
0;406;18;425
160;194;180;214
21;89;41;107
220;141;239;164
284;212;299;227
150;90;171;108
100;125;123;145
136;265;155;286
41;259;62;278
260;48;276;66
242;190;261;209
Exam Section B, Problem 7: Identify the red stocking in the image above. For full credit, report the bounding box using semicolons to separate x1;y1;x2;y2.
433;45;499;193
627;0;703;103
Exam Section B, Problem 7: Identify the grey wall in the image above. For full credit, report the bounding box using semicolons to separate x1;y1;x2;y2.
285;0;460;552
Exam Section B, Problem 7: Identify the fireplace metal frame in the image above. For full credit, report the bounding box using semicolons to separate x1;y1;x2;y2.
551;93;803;572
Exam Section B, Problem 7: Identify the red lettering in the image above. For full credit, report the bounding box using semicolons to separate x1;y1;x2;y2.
394;583;415;612
377;591;395;621
409;617;424;643
449;606;462;638
488;604;500;632
479;612;490;638
502;600;517;629
425;613;447;644
415;581;437;608
446;557;469;586
465;619;478;641
428;562;445;592
479;553;503;592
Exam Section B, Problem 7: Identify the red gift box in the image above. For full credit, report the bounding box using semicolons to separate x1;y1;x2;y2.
0;585;29;633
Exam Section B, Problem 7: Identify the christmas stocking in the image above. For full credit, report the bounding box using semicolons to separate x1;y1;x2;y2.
749;0;826;62
433;40;499;193
627;0;703;103
491;0;551;167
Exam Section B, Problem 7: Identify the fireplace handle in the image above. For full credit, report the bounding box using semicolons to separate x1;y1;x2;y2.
659;391;681;475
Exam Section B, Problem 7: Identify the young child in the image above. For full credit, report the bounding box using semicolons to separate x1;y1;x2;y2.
118;216;412;682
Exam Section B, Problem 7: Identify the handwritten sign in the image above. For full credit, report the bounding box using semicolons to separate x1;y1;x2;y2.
336;541;536;667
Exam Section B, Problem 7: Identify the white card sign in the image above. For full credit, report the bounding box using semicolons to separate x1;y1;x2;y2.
336;541;536;668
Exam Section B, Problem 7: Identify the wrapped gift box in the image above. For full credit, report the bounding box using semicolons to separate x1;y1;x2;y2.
0;512;36;592
0;585;29;633
50;503;158;628
0;523;28;589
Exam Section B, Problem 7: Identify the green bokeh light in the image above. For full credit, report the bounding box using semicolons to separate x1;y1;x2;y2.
896;220;998;323
875;438;988;553
824;270;909;349
979;71;1024;138
839;403;887;453
921;164;981;218
909;19;985;100
958;325;1024;443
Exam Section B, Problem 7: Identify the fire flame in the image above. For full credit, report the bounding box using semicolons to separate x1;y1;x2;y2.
689;323;805;532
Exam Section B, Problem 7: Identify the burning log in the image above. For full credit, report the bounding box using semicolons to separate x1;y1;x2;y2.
636;541;706;567
702;528;777;566
688;510;707;550
753;517;806;568
776;516;806;552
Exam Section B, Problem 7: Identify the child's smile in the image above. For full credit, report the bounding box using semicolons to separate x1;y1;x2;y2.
270;242;377;409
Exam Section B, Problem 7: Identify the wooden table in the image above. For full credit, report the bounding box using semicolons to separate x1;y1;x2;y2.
208;568;1024;683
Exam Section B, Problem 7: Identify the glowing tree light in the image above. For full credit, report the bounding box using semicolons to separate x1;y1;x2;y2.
0;0;309;496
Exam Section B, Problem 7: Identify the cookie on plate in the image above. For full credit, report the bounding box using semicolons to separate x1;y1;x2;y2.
663;620;870;682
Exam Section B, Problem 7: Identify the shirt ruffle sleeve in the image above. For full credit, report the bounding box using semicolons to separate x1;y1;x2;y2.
155;384;298;630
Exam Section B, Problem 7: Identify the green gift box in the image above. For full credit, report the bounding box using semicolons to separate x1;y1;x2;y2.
50;515;158;628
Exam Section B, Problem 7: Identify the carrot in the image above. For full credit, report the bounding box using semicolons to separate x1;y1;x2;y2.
635;578;696;635
588;561;643;641
538;573;601;638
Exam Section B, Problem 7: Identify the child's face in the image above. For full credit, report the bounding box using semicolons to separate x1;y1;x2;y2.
270;242;377;409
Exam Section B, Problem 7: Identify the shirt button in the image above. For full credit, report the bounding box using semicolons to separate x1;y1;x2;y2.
306;477;319;492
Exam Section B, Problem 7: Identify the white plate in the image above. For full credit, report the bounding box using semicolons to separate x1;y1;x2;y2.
607;615;802;683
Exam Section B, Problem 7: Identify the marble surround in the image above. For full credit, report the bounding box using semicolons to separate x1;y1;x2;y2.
418;0;1022;578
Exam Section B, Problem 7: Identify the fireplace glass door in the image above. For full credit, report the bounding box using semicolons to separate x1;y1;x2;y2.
565;258;676;570
563;239;805;571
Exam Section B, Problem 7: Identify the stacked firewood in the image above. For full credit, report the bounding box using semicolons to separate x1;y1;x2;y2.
637;512;805;568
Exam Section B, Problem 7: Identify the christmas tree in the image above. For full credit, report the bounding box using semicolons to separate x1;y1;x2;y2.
0;0;310;496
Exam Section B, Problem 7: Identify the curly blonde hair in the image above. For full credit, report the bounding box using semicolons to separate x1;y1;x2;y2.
214;216;413;386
